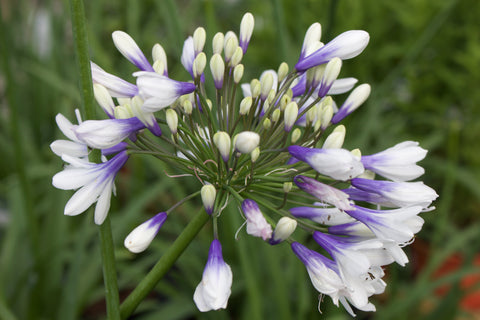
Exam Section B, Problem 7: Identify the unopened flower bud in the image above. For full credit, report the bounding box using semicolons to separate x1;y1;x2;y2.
279;94;291;111
213;131;231;162
93;84;115;118
183;99;193;115
152;60;165;75
152;43;167;64
239;12;254;53
269;217;297;245
124;212;167;253
235;131;260;154
114;104;133;119
212;32;224;55
201;184;216;215
320;103;333;130
291;128;301;144
210;54;225;89
250;79;261;98
239;97;253;115
193;27;206;54
311;65;326;89
314;119;322;132
283;182;293;193
251;147;260;163
271;109;281;122
166;109;178;135
233;64;244;84
263;118;271;130
284;101;298;132
322;125;345;149
332;83;371;124
318;57;342;97
262;100;270;114
224;33;238;62
206;99;213;110
193;52;206;78
306;107;317;125
267;89;276;104
260;72;274;101
277;62;289;83
229;46;243;67
350;148;361;160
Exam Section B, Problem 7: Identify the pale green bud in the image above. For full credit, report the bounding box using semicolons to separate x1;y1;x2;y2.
235;131;260;154
283;182;293;193
284;101;298;132
182;99;193;115
271;109;281;122
267;89;276;104
311;65;326;89
206;99;213;110
229;47;243;67
260;72;274;100
166;109;178;135
239;96;253;115
291;128;301;144
210;54;225;89
201;184;216;215
114;104;133;119
277;62;289;83
279;94;291;111
262;100;270;114
306;107;317;125
251;147;260;163
213;131;231;162
358;169;376;180
313;119;322;132
250;79;261;98
239;12;255;51
224;33;238;62
263;118;271;130
152;60;165;75
233;64;244;84
193;52;206;78
271;217;297;244
212;32;224;55
93;84;115;117
193;27;206;54
350;148;362;161
320;103;333;130
152;43;167;73
322;125;346;149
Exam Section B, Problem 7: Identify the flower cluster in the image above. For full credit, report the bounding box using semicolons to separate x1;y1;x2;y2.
51;13;438;316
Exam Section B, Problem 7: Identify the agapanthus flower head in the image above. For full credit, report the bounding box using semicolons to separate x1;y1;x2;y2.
52;12;437;316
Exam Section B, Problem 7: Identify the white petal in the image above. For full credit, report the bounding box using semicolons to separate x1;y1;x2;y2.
55;113;78;141
94;180;113;225
52;167;98;190
50;140;88;158
64;181;102;216
328;78;358;95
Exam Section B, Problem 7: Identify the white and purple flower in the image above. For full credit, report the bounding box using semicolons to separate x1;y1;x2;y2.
194;240;233;312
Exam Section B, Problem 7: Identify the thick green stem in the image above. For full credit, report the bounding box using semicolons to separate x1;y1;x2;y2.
69;0;121;319
119;211;210;319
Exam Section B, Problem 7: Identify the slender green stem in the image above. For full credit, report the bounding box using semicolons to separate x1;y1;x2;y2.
69;0;120;318
119;211;210;319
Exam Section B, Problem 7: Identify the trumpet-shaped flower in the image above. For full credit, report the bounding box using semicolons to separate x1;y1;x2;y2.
361;141;427;181
289;146;364;181
52;150;129;225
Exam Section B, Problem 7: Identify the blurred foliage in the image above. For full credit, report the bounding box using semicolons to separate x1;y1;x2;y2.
1;0;479;319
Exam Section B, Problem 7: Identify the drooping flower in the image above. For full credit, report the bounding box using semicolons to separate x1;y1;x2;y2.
194;240;233;312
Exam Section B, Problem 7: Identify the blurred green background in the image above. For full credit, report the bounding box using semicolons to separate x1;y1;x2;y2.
1;0;479;319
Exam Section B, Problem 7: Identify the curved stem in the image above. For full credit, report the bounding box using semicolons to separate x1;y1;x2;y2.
119;210;210;319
